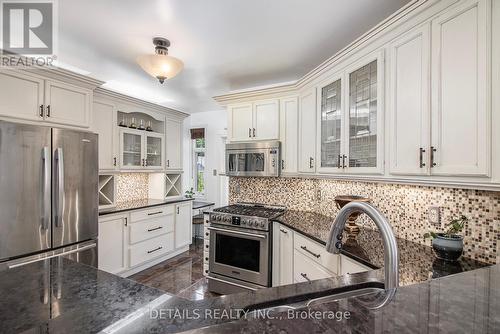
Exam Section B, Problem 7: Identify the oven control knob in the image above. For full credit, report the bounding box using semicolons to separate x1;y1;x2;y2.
260;222;265;228
216;215;222;221
224;216;231;222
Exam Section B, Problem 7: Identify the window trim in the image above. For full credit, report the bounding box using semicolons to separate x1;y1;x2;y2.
191;131;206;198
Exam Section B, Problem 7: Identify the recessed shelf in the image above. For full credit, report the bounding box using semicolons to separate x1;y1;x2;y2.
99;174;116;209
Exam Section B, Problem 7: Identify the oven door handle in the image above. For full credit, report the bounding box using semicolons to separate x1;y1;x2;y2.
207;275;258;291
207;226;267;239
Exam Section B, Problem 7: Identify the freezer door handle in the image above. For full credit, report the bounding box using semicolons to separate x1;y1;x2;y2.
41;147;50;230
55;148;65;228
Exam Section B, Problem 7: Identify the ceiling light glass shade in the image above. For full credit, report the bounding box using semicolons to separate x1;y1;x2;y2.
136;54;184;84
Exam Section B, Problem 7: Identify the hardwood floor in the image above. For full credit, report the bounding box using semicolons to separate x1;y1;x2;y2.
129;239;219;300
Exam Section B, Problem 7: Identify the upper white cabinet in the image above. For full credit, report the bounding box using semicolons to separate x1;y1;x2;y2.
228;100;279;142
44;80;92;128
279;97;298;174
0;71;44;122
298;88;317;173
316;52;384;175
0;70;94;128
165;118;182;170
389;24;430;175
430;0;490;177
120;128;165;170
92;100;118;171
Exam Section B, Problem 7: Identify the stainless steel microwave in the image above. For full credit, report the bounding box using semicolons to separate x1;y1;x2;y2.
225;141;281;177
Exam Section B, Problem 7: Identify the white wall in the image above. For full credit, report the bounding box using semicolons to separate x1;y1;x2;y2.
183;110;228;207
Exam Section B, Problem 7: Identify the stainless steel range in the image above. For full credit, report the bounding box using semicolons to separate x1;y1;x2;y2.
207;203;285;294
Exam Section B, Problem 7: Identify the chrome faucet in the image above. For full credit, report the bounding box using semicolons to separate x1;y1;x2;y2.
326;201;399;290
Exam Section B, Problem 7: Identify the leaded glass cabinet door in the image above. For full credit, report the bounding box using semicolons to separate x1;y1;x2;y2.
346;56;383;173
318;77;343;171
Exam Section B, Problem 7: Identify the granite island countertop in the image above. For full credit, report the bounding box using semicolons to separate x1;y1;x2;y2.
2;210;494;333
274;210;488;286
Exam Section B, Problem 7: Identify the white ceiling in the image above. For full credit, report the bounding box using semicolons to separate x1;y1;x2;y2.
58;0;411;113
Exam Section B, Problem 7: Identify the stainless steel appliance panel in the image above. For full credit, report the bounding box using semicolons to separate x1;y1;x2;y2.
226;141;280;177
209;224;269;286
0;121;52;261
52;129;98;248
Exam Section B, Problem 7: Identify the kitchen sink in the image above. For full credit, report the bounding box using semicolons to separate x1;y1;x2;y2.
242;281;385;318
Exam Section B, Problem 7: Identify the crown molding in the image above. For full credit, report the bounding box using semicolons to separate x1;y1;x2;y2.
94;87;189;119
22;67;105;89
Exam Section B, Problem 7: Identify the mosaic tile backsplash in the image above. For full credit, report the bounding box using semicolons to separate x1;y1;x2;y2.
229;177;500;264
116;173;149;203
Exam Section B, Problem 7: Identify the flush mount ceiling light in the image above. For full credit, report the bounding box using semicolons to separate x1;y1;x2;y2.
136;37;184;84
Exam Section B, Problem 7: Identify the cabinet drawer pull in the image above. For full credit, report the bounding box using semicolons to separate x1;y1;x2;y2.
113;157;117;166
39;105;44;118
147;211;163;216
300;245;320;258
147;226;163;232
249;128;252;138
430;146;437;167
253;128;256;137
279;228;288;234
300;272;311;282
419;148;426;168
337;154;342;168
281;159;285;170
46;105;51;117
147;246;163;254
342;155;347;169
309;157;314;169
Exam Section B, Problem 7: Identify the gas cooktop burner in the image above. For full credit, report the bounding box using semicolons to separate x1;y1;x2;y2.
213;203;285;219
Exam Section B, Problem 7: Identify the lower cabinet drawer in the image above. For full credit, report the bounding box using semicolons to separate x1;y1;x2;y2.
129;214;174;245
130;205;174;223
129;233;174;267
293;249;335;283
294;232;339;274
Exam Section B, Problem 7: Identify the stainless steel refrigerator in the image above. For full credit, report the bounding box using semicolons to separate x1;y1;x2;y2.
0;121;98;268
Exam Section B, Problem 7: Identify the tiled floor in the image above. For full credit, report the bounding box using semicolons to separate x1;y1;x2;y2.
129;239;219;300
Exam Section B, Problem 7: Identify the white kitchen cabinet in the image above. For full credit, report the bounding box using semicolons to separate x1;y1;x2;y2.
175;202;192;249
228;103;253;141
389;24;431;176
228;100;280;141
317;75;344;173
165;118;182;170
279;97;299;174
298;88;317;173
120;128;165;170
98;215;127;274
430;0;490;177
92;101;118;171
0;71;44;122
272;223;294;286
253;100;280;140
340;255;370;275
44;80;92;128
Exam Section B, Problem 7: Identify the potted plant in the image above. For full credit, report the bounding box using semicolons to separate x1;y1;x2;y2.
185;188;195;199
424;215;468;262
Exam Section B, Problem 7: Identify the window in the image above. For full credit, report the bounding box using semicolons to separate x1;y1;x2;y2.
191;129;206;197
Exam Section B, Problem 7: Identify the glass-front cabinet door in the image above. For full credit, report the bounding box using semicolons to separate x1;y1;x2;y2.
145;133;164;169
316;52;383;174
120;129;143;169
347;59;378;170
318;77;343;172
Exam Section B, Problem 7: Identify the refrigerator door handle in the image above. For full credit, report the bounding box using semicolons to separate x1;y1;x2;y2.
55;148;65;228
42;147;50;230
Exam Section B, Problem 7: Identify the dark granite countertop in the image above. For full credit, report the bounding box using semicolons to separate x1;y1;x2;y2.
3;209;494;333
274;210;488;286
192;201;215;210
99;198;194;216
